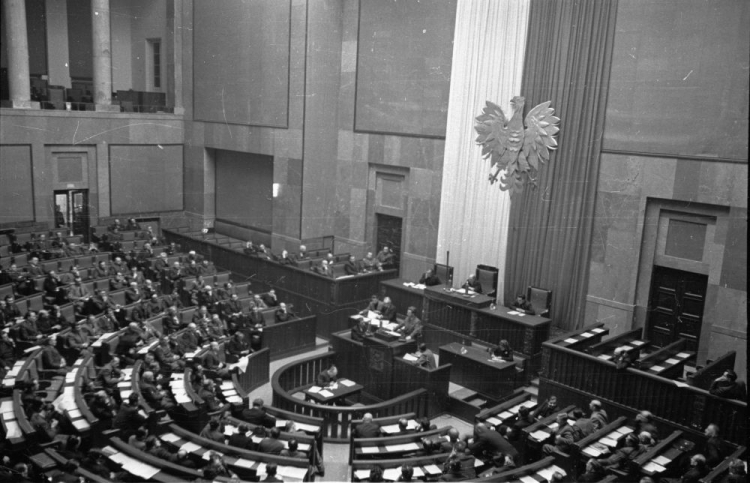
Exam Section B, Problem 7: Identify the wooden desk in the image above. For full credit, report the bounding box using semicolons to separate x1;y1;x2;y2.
330;329;416;401
439;342;519;400
304;378;363;405
423;286;551;370
392;357;451;418
379;278;425;317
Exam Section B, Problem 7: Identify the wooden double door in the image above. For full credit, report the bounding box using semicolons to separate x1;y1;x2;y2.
647;266;707;353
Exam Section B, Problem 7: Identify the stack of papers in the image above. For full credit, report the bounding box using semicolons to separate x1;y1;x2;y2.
530;430;550;441
676;352;691;358
0;399;14;413
403;353;418;362
383;468;401;481
665;358;679;364
642;461;666;474
592;328;606;333
423;464;441;475
360;447;380;454
160;433;180;443
339;379;356;387
179;441;201;453
653;455;672;465
307;386;321;394
650;365;665;372
385;443;419;451
581;332;594;338
564;338;578;344
277;466;308;480
319;390;334;398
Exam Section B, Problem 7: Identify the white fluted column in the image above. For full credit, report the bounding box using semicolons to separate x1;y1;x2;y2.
2;0;37;108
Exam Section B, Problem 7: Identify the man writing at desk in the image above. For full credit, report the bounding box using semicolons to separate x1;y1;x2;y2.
396;307;423;340
317;364;338;387
419;269;442;287
462;274;482;293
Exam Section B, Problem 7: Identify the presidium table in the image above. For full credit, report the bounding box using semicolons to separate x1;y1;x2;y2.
303;378;364;405
380;279;551;372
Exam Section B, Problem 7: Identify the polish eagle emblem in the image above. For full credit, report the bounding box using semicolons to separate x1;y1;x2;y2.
474;96;560;195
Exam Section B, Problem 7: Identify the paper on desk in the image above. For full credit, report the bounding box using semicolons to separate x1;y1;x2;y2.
67;409;81;419
674;381;690;388
676;352;691;358
221;381;234;390
486;417;501;426
339;379;356;387
0;400;14;413
223;389;238;397
2;378;15;387
620;345;633;351
4;420;22;438
319;389;334;398
385;443;419;452
653;455;672;465
617;426;634;434
538;466;565;481
7;366;21;377
120;390;132;399
367;310;380;320
180;441;202;453
581;332;594;338
174;394;191;404
600;437;619;447
403;353;418;362
499;411;514;419
65;372;76;383
583;445;603;457
354;469;370;479
361;446;380;454
307;386;322;394
665;358;680;364
295;422;319;432
412;467;425;477
128;462;161;479
72;418;90;430
643;461;666;474
255;462;267;476
227;355;249;374
631;340;645;346
507;310;519;315
598;354;612;360
23;346;39;353
160;433;180;443
226;395;243;404
233;458;256;469
519;476;537;483
108;452;129;464
517;313;526;317
530;430;550;441
278;466;308;480
423;464;441;475
564;338;578;344
650;365;665;372
383;468;401;481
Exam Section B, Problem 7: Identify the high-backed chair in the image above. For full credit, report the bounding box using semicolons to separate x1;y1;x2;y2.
476;264;499;297
527;286;552;317
433;263;454;286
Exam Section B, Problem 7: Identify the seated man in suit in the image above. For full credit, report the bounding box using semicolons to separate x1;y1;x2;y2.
413;343;436;370
380;297;397;323
376;246;395;267
354;413;381;438
312;259;334;278
468;422;519;463
709;369;747;401
360;294;383;316
243;241;259;256
274;302;294;323
225;331;252;363
139;370;176;410
124;281;142;305
360;252;382;272
43;271;68;305
419;269;442;287
241;398;276;428
543;412;577;455
261;289;280;307
296;245;309;260
462;274;483;293
316;364;338;387
589;399;609;430
280;439;304;458
351;317;371;342
511;294;535;314
395;307;423;340
277;249;297;266
228;423;253;450
344;255;361;275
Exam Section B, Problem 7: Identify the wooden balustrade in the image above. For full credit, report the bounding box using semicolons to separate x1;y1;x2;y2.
541;341;747;445
163;230;398;338
271;351;429;442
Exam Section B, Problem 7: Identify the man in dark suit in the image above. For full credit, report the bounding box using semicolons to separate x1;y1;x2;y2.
351;317;370;342
572;407;596;439
462;274;482;293
258;428;284;454
380;297;397;323
414;343;436;370
228;424;253;449
395;307;423;339
543;413;577;455
43;271;67;305
419;269;442;287
225;331;251;363
344;255;361;275
274;302;293;322
316;364;338;387
241;398;276;428
468;422;519;462
354;413;381;438
261;289;280;307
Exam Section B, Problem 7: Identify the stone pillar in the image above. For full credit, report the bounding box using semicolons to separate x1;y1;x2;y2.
2;0;36;108
91;0;118;111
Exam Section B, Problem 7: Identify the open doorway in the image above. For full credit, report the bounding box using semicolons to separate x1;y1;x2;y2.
54;190;90;242
376;213;402;272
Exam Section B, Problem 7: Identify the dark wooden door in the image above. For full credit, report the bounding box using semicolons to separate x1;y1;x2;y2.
376;213;402;271
647;266;707;352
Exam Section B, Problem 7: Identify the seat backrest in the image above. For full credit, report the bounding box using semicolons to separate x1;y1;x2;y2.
262;309;277;326
476;265;499;296
76;255;93;269
433;263;454;285
297;259;312;271
27;294;44;313
332;263;347;278
42;260;59;274
215;272;229;286
58;258;75;272
13;253;28;267
527;286;552;315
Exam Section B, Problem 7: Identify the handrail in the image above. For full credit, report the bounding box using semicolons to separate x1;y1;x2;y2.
271;350;429;442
